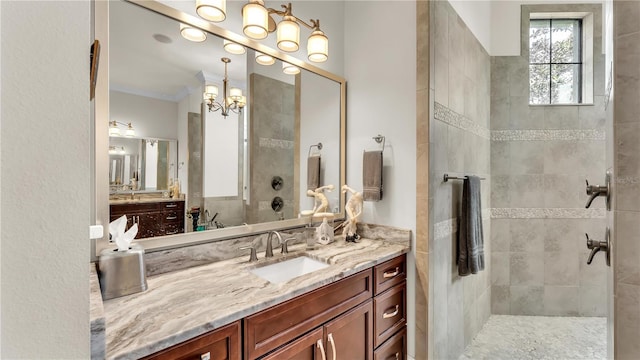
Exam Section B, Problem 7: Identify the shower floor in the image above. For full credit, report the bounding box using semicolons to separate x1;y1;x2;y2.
459;315;607;360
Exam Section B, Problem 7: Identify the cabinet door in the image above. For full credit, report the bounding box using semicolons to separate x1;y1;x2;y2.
261;328;325;360
323;300;373;360
142;321;241;360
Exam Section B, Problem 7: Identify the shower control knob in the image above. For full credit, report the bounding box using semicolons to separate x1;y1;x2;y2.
271;176;284;191
585;229;611;266
584;172;611;210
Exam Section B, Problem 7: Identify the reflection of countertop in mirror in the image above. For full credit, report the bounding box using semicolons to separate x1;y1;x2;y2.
99;234;410;359
90;263;106;359
108;197;184;205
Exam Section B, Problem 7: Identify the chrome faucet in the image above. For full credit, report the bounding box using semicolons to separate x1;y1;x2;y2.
265;231;282;258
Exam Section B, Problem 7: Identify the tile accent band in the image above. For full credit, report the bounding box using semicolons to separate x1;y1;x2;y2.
434;102;490;139
491;208;606;219
491;129;605;141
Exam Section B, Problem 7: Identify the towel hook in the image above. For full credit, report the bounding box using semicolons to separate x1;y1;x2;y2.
372;135;385;153
308;142;323;158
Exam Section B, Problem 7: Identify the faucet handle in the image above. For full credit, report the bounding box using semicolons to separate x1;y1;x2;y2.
281;237;296;254
239;245;258;262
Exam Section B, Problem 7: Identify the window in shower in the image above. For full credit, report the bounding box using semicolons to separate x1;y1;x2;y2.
529;18;585;104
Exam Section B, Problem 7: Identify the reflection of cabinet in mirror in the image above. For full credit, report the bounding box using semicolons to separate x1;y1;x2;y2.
110;200;185;239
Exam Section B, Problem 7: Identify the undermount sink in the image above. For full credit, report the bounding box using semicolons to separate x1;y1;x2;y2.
250;256;329;284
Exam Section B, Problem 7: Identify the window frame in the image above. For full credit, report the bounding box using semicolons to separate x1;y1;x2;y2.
529;18;584;105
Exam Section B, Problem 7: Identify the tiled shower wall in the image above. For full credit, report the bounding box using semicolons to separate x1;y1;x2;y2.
429;1;491;359
613;1;640;358
490;4;608;317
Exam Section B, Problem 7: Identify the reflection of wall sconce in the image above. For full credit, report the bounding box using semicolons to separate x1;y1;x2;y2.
145;139;157;147
179;23;207;42
204;57;246;117
241;1;328;62
109;121;135;137
109;146;126;155
255;51;275;66
196;0;226;22
282;62;300;75
223;40;246;55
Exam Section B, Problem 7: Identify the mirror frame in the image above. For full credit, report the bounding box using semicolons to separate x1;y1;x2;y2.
94;0;346;257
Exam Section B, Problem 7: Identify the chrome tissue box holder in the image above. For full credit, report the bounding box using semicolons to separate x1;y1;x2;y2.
98;243;148;300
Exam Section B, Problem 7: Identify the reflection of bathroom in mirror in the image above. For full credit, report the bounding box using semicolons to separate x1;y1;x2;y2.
109;137;178;193
103;0;344;245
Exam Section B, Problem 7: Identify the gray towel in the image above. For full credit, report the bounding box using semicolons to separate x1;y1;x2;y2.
363;150;383;201
307;155;321;191
457;176;484;276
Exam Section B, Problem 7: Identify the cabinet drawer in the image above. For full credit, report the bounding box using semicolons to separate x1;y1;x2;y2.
373;255;406;295
374;327;406;360
373;282;406;348
142;321;241;360
245;270;373;360
111;202;160;214
260;327;324;360
163;201;184;210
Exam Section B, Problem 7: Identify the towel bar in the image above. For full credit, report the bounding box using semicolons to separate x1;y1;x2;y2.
308;142;323;158
372;135;386;153
443;174;486;182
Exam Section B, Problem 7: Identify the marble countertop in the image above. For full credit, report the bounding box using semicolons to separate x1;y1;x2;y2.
103;237;410;359
90;263;106;359
109;197;184;205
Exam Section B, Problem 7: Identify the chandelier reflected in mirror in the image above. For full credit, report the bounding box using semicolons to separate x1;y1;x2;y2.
203;57;246;117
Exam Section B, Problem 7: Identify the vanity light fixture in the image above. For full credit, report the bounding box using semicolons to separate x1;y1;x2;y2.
179;23;207;42
255;51;275;66
223;40;246;55
242;1;329;62
204;57;245;117
109;121;135;137
196;0;226;22
282;62;300;75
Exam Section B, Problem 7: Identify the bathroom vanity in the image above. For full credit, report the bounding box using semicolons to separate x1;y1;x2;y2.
93;231;409;359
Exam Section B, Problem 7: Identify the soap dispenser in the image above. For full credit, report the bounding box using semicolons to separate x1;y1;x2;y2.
315;217;334;245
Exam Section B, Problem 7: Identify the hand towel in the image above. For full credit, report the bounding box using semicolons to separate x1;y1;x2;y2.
362;150;383;201
307;155;321;192
457;176;484;276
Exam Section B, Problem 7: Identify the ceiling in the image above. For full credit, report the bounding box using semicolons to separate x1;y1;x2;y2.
109;0;247;102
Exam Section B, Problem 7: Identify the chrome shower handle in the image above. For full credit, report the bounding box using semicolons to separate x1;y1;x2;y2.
584;172;611;210
585;229;611;266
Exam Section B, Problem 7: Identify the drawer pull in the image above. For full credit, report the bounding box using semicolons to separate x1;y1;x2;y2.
328;333;337;360
165;230;179;235
383;267;400;278
383;305;400;319
165;203;178;208
165;215;177;220
200;352;210;360
316;339;327;360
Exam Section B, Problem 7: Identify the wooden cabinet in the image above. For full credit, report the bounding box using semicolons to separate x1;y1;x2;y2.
141;321;241;360
261;301;373;360
373;256;407;357
244;270;372;360
110;200;184;239
374;328;407;360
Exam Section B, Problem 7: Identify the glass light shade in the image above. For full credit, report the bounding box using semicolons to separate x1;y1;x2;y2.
223;40;246;55
179;23;207;42
255;52;275;66
229;87;242;100
125;123;135;137
282;62;300;75
108;146;117;155
307;30;328;63
109;121;120;137
196;0;226;22
205;84;219;99
277;17;300;52
118;147;126;155
237;95;247;107
242;1;268;40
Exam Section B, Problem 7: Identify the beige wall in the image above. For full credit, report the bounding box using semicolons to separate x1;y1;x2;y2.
1;1;91;357
612;1;640;358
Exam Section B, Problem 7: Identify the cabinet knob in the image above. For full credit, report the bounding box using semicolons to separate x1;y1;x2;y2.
200;352;210;360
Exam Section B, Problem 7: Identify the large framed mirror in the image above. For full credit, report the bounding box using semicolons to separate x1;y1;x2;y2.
95;0;346;254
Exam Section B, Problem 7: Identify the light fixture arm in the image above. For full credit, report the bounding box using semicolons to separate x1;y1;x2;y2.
266;3;320;32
